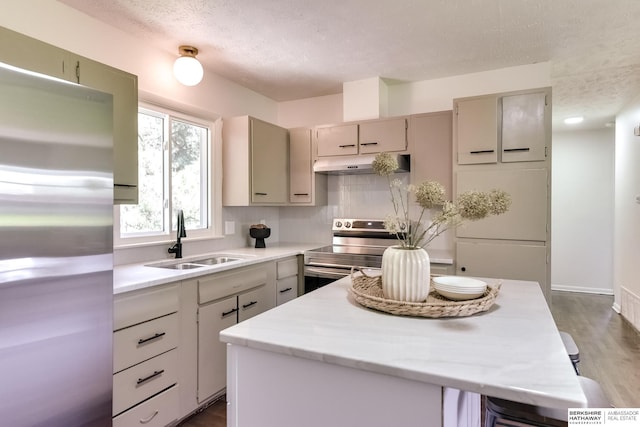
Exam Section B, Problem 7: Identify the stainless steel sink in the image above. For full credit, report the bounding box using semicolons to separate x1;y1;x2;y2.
161;263;206;270
146;254;245;269
190;256;241;265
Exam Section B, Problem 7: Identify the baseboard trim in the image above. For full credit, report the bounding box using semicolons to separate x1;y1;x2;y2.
551;284;614;295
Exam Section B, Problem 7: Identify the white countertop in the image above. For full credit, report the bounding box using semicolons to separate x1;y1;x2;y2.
220;274;587;409
113;242;322;294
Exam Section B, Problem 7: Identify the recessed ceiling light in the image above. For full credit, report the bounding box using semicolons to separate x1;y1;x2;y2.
564;116;584;125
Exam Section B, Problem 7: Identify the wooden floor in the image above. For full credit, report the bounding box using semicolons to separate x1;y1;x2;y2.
550;290;640;408
178;290;640;426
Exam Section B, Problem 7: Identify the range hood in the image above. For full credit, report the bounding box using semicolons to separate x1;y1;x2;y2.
313;154;410;174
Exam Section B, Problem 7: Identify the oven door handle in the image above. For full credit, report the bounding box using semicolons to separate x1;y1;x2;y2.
304;267;350;279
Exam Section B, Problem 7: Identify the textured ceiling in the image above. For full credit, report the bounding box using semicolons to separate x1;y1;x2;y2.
59;0;640;130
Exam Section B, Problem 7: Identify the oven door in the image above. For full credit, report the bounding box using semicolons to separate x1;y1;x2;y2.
303;265;351;294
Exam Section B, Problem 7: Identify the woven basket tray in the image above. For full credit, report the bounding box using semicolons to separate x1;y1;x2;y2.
349;269;501;318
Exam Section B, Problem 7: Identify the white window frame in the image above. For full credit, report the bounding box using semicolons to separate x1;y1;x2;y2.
114;101;223;248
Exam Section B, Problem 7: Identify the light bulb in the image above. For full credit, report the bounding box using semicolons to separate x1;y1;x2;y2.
173;46;203;86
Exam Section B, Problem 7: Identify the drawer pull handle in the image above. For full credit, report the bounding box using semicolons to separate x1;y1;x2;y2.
293;193;309;196
136;369;164;386
137;332;166;345
254;192;267;196
139;410;159;424
469;149;495;154
222;307;239;317
242;301;258;309
503;147;531;152
279;287;293;293
338;144;356;148
360;142;378;146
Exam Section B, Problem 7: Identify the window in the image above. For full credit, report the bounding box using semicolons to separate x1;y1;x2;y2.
117;104;215;245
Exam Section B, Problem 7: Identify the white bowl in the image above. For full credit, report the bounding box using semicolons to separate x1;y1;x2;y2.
432;276;487;300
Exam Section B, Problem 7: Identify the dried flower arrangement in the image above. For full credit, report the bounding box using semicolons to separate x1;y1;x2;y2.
371;152;512;249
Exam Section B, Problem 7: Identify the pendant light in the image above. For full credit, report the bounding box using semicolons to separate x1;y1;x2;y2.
173;45;203;86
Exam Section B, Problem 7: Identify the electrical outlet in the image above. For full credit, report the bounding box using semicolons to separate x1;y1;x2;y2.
224;221;235;235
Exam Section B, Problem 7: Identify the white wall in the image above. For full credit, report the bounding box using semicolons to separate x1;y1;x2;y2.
278;93;342;129
551;129;615;294
614;94;640;329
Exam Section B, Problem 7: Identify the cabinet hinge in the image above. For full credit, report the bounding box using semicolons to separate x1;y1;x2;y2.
75;61;80;84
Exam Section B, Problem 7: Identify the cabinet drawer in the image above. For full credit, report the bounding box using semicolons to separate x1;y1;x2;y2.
113;349;178;416
277;276;298;306
113;312;179;373
239;284;273;322
199;265;267;304
114;284;179;331
112;385;179;427
277;257;298;279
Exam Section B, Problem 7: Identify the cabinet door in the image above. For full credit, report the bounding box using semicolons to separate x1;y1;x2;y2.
238;284;274;322
197;296;238;402
78;58;139;204
456;241;548;294
455;97;498;164
250;118;288;204
289;128;312;203
359;118;407;154
0;27;77;83
456;168;548;241
277;276;298;306
409;112;453;199
316;124;358;156
502;92;548;163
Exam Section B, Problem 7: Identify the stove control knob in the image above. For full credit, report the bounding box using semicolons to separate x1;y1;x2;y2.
345;221;351;228
399;222;407;230
335;221;342;228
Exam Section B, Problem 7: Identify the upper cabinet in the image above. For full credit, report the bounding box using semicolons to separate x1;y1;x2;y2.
289;128;326;205
316;117;407;157
223;116;288;206
408;111;453;199
0;27;139;204
77;58;139;204
358;118;407;154
501;92;548;163
316;123;358;156
455;96;499;164
454;89;550;165
0;26;78;84
289;128;313;203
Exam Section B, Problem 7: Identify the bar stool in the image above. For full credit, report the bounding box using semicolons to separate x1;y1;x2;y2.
559;331;580;374
485;376;612;426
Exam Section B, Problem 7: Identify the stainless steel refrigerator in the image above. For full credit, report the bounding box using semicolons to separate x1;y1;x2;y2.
0;63;113;426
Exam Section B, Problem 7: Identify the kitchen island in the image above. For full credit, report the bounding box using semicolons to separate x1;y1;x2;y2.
220;274;587;427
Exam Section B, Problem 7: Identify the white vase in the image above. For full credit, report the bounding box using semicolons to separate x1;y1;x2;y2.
381;246;431;302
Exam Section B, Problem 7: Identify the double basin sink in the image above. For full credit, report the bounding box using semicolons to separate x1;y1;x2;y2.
147;255;245;270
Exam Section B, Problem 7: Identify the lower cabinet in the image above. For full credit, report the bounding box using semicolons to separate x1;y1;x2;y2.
276;256;299;305
112;386;179;427
198;296;238;402
456;241;549;299
113;256;301;425
112;284;180;424
196;264;276;403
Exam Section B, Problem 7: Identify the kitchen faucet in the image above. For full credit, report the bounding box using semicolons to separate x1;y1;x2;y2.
168;210;187;258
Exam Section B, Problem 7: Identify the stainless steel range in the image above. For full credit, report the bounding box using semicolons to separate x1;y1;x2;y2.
303;218;405;293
